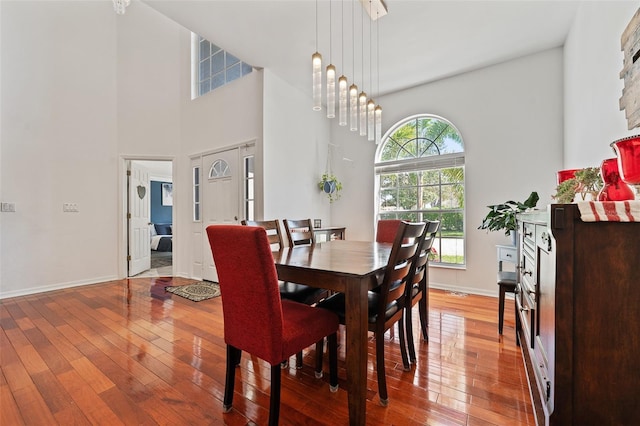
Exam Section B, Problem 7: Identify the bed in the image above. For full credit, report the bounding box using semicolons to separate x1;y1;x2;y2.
151;223;172;252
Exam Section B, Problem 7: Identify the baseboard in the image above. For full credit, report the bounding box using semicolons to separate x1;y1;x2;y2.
0;275;119;300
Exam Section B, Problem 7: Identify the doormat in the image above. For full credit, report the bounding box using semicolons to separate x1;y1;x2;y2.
165;281;221;302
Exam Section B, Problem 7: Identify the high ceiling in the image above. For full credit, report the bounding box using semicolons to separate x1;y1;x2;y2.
142;0;582;98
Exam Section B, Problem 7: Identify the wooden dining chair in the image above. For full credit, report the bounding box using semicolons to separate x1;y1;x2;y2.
317;220;426;406
242;219;329;369
283;218;315;247
206;225;339;426
242;219;284;250
405;220;440;363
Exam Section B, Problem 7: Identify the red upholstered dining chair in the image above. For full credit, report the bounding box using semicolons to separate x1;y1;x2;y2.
242;219;329;369
376;219;402;243
317;221;426;406
405;220;440;363
206;225;339;426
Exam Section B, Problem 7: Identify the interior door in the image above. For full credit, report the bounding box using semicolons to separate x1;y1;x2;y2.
128;161;151;276
202;148;240;281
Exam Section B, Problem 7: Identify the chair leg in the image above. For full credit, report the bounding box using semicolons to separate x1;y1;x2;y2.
314;339;325;378
406;305;417;364
498;285;506;334
296;351;303;369
418;287;429;341
269;365;281;426
375;331;389;406
397;315;410;371
328;333;339;392
224;345;239;413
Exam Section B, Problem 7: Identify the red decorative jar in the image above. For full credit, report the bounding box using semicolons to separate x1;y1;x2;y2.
611;135;640;185
557;169;579;184
597;158;634;201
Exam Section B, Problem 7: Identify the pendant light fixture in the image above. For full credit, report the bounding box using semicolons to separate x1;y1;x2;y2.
311;0;387;130
113;0;130;14
358;4;368;137
349;0;359;132
338;0;348;126
367;3;375;142
326;0;336;119
374;10;382;144
312;0;322;111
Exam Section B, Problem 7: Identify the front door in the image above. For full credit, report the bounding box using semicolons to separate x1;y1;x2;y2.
128;161;151;276
202;148;240;281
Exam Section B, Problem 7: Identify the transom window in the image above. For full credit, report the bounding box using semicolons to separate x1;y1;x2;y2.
376;115;465;266
194;34;253;98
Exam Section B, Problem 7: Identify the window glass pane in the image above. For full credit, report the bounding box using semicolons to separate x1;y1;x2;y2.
398;188;417;209
212;51;225;74
379;174;396;188
245;156;254;176
379;189;397;210
199;80;210;96
199;58;211;81
225;52;240;67
242;63;253;76
210;42;221;55
418;186;440;209
212;72;225;90
193;167;200;185
226;63;241;82
194;204;200;221
199;40;210;59
246;200;254;221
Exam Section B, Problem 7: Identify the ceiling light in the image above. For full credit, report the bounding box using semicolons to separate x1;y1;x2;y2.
113;0;130;15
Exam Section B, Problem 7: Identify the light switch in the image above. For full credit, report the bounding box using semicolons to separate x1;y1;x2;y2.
1;202;16;212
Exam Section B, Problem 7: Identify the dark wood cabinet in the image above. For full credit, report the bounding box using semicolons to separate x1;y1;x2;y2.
516;204;640;425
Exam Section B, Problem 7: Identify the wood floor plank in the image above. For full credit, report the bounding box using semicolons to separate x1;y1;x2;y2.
0;382;25;425
0;279;535;425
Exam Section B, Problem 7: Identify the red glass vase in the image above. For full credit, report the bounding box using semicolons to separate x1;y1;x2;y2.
597;158;634;201
557;169;579;184
611;135;640;185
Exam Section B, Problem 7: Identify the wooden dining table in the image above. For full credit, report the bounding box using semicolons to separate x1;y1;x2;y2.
273;239;392;426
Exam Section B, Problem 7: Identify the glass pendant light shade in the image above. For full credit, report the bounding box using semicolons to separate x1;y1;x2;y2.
326;64;336;118
312;52;323;111
374;104;382;144
349;84;358;131
359;91;367;136
367;99;375;141
338;76;348;126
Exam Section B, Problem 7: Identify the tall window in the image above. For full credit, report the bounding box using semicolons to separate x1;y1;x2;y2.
243;155;255;221
375;115;465;266
194;34;253;98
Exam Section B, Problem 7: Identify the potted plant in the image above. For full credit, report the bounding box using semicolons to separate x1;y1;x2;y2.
318;173;343;203
478;191;539;244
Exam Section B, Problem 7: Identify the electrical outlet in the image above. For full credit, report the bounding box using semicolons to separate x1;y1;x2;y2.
63;203;79;213
1;202;16;212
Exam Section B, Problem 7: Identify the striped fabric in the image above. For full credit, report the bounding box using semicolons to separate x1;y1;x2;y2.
577;200;640;222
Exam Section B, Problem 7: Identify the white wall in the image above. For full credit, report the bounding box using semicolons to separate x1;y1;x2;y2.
262;69;331;225
332;49;564;296
0;1;266;297
564;2;639;168
1;1;119;297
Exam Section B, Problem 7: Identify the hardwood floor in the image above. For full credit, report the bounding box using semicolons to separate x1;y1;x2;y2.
1;277;535;425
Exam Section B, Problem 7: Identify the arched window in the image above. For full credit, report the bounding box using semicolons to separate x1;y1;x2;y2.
375;114;465;266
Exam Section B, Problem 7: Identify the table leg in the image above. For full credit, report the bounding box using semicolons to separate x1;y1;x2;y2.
344;276;369;425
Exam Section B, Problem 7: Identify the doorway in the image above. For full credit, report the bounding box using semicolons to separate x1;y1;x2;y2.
128;160;174;278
